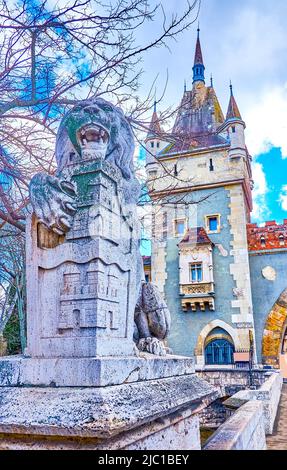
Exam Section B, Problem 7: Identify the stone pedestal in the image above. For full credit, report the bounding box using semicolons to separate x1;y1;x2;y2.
0;362;218;450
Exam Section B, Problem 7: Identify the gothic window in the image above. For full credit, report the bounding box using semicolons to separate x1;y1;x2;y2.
205;339;235;365
209;158;214;172
156;142;160;148
151;141;155;148
190;263;203;283
232;126;236;133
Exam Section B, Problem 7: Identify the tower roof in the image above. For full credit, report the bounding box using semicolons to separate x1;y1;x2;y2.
193;28;205;84
226;84;242;121
146;101;162;139
194;28;204;65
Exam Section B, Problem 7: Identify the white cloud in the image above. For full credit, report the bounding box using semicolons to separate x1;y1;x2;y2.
245;84;287;158
279;185;287;211
251;162;270;222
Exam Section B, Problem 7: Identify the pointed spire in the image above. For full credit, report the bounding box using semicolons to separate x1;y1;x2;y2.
184;79;187;93
194;26;204;65
146;101;162;140
226;82;242;121
193;27;205;84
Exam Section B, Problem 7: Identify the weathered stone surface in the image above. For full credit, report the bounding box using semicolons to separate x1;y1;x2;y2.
0;354;194;387
222;372;283;435
0;408;201;450
204;401;266;450
0;374;218;439
196;369;268;397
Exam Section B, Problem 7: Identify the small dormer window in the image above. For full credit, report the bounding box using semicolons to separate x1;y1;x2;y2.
157;142;160;148
279;234;284;246
260;236;266;247
151;141;155;148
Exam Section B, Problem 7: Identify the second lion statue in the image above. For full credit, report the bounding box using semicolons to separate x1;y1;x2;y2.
29;98;171;356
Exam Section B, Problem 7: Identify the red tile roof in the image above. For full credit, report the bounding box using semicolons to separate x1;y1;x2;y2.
247;220;287;251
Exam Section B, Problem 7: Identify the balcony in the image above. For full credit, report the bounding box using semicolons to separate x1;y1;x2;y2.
180;282;215;312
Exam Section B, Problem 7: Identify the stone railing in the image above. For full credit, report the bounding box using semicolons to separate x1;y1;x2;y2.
203;372;283;450
204;400;266;450
222;372;283;435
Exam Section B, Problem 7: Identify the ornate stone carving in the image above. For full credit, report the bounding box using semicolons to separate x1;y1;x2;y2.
28;98;171;357
180;282;214;295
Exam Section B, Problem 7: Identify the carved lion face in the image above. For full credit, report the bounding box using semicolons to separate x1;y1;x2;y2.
56;98;135;180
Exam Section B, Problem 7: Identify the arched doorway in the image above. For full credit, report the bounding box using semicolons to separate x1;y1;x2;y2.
262;288;287;377
204;328;235;366
195;320;239;366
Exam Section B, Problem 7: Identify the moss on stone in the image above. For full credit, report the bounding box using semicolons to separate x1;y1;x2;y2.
3;312;21;355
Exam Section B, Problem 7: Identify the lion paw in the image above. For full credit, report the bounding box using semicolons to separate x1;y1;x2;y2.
137;337;167;356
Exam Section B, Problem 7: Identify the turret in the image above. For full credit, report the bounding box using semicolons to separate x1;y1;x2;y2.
221;83;246;160
145;101;166;164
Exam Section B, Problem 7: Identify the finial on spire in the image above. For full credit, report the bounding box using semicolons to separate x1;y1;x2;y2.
230;80;233;96
153;100;157;113
184;79;187;93
210;74;213;88
197;22;200;37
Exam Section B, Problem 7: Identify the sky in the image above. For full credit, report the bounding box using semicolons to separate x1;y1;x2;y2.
137;0;287;225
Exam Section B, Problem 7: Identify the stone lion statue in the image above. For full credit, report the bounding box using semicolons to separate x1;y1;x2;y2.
29;97;171;356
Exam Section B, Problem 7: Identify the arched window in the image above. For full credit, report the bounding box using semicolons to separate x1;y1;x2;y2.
279;234;284;246
205;339;235;365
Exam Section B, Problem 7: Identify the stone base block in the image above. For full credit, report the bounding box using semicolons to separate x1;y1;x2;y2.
0;353;194;387
0;374;218;450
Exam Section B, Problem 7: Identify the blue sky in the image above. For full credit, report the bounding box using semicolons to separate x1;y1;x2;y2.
137;0;287;225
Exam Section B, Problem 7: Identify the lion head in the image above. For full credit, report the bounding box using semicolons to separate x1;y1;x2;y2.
55;98;135;181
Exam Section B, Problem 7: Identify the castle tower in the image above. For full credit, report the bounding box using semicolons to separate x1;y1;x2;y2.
221;83;247;161
146;29;257;367
145;101;167;164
